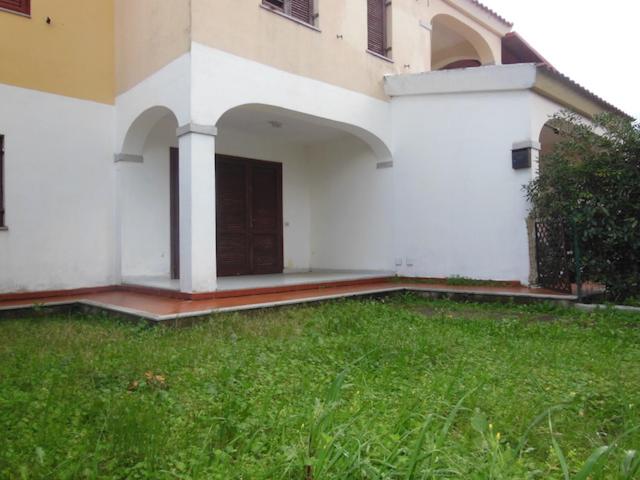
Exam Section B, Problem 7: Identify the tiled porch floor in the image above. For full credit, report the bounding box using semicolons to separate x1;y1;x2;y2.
0;279;576;323
123;270;394;292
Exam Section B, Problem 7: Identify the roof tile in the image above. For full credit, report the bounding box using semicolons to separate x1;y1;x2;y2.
467;0;513;26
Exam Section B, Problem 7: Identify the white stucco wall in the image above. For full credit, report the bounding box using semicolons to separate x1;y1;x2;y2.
120;114;177;277
391;89;537;283
308;137;395;271
115;52;191;154
114;53;191;284
0;84;115;293
531;92;565;142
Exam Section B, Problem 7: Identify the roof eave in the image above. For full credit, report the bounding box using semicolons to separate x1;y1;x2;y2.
441;0;512;37
534;65;634;121
467;0;513;27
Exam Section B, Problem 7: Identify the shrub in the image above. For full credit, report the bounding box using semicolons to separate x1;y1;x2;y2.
527;112;640;302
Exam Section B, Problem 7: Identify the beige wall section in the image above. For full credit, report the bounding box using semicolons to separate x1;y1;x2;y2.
192;0;506;100
115;0;191;95
0;0;114;104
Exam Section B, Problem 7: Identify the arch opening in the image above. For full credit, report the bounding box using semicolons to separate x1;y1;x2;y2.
215;103;392;162
118;106;180;285
214;103;395;276
538;119;565;172
120;106;178;157
431;14;496;70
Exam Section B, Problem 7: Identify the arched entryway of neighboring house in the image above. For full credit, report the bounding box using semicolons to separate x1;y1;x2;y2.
115;106;181;289
538;120;564;173
430;14;497;70
529;117;573;293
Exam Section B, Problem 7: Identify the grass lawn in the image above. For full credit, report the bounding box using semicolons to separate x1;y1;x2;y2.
1;295;639;479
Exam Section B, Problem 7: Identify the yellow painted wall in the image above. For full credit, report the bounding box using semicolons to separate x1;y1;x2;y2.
0;0;114;104
115;0;190;95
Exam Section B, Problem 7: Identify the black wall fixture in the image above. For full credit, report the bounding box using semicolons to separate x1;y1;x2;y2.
512;148;532;170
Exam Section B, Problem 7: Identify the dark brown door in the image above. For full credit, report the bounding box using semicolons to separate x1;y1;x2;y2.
216;155;283;276
250;162;283;274
169;147;180;279
217;156;251;276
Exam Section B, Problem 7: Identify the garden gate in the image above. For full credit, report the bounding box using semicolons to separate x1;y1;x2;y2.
534;221;572;294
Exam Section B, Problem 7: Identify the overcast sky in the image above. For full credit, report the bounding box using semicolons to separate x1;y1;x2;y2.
481;0;639;120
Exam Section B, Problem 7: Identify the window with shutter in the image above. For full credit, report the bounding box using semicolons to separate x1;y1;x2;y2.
263;0;314;25
0;136;5;228
263;0;285;10
0;0;30;15
367;0;388;57
289;0;312;24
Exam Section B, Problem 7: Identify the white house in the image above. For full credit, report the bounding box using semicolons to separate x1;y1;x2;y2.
0;0;629;298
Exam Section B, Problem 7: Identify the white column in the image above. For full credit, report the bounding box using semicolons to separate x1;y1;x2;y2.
176;123;218;293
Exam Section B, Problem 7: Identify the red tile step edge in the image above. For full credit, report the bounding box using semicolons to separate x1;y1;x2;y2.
120;276;396;300
0;277;397;303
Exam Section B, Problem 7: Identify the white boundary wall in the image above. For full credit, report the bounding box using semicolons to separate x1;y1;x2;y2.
388;65;565;284
0;84;115;293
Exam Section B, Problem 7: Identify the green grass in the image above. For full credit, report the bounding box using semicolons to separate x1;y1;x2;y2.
0;295;639;479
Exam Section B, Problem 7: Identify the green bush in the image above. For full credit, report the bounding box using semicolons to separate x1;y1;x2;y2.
527;113;640;302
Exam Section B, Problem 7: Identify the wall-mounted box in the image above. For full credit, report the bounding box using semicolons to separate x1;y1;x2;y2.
512;148;532;170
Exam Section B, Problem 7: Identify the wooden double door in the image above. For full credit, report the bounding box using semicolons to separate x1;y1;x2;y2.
216;155;283;276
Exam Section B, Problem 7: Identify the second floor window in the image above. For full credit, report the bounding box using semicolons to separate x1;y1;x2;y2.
368;0;390;57
263;0;314;26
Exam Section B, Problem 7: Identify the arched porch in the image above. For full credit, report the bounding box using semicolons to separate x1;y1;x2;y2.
117;107;179;286
116;103;395;294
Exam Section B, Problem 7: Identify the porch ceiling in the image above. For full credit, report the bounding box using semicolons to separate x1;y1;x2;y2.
217;105;350;145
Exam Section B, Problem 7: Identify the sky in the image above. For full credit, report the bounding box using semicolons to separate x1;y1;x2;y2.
480;0;639;120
